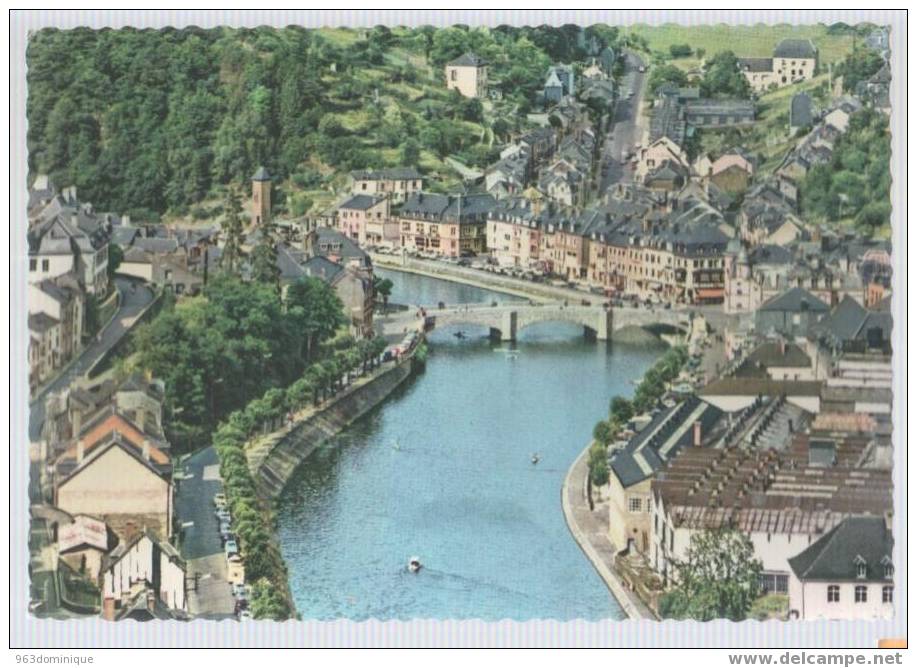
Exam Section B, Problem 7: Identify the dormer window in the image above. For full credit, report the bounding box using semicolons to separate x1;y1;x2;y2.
882;556;893;579
854;555;867;579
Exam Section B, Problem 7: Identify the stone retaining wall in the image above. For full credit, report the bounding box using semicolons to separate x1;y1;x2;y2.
255;357;417;499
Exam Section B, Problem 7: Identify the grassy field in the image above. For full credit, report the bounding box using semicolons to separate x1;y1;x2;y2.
628;23;858;65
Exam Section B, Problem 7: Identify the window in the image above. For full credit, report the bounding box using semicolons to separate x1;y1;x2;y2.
856;559;867;579
827;585;840;603
882;586;893;603
42;259;49;271
884;561;893;579
760;573;789;594
855;585;868;603
29;259;36;272
628;497;642;513
450;70;457;82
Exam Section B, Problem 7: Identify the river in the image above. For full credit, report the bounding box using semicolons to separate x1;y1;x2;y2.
275;270;664;620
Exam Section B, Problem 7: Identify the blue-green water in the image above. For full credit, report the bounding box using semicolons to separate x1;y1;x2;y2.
275;271;662;620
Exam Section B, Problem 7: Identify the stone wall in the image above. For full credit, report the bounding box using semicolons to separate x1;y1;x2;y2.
255;358;417;499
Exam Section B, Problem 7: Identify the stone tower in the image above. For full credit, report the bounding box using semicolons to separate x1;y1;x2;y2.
251;166;271;227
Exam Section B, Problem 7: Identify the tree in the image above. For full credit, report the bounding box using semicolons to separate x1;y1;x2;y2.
669;44;692;58
400;138;421;167
648;64;689;94
700;51;751;98
285;276;346;363
373;276;394;311
587;441;609;486
220;186;245;275
593;420;613;446
107;243;124;278
659;528;763;621
249;220;280;289
609;396;634;424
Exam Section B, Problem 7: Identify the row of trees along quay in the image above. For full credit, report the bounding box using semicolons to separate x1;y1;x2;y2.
212;332;390;620
588;345;690;488
125;269;394;619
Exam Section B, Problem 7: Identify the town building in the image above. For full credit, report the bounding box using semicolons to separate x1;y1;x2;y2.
398;192;497;258
100;531;187;620
58;514;115;580
349;167;424;204
335;193;394;246
445;52;488;98
683;99;756;128
607;396;725;556
788;516;894;620
54;425;173;541
739;39;818;92
650;441;891;591
28;182;112;295
755;287;830;338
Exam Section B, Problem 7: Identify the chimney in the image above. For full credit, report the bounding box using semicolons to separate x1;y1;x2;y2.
146;588;157;614
102;597;116;621
779;339;786;356
693;421;702;447
76;439;85;463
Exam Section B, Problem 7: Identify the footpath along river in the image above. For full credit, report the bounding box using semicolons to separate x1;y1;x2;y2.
275;269;664;620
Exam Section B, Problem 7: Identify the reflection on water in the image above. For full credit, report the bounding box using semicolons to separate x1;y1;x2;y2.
276;272;663;620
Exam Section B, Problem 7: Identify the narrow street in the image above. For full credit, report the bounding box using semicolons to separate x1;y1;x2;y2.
28;276;156;442
598;49;649;196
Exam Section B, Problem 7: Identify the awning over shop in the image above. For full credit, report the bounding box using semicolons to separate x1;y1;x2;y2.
697;288;724;299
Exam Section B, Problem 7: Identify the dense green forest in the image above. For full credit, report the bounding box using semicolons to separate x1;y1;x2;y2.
800;108;891;234
27;25;618;219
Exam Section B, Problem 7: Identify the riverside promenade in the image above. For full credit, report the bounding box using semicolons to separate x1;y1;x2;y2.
561;444;657;620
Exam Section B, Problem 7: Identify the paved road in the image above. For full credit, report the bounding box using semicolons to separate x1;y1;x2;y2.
175;446;225;561
28;276;156;442
599;50;648;195
175;446;239;618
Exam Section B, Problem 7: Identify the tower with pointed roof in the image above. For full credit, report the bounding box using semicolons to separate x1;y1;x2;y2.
251;166;272;227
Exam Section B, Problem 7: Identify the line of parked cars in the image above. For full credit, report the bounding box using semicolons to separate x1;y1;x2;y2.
214;493;251;620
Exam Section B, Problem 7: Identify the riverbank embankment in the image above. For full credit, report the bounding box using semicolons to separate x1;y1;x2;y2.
371;253;600;304
250;348;422;499
561;440;658;620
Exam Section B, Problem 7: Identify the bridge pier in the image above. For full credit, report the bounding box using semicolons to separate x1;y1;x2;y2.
500;310;518;342
595;307;612;341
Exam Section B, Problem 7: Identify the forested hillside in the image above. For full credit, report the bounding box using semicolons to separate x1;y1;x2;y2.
27;24;618;219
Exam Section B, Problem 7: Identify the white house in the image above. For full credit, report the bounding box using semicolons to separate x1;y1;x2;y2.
788;516;894;620
101;531;187;619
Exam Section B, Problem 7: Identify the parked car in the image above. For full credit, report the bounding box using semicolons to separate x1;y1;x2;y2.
232;583;248;598
219;521;232;538
238;610;252;621
457;258;471;267
215;508;231;522
225;539;239;556
213;493;226;507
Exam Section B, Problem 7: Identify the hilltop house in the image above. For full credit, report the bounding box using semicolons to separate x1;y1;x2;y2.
445;52;488;98
349;167;423;204
739;39;818;92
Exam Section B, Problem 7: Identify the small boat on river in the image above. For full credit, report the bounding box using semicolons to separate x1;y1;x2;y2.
408;557;422;573
531;453;540;465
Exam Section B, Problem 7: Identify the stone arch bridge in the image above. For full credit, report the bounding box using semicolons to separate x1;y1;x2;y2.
426;303;692;342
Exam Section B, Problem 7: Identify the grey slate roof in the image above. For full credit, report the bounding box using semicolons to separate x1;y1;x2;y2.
133;237;180;254
774;39;817;60
29;312;60;333
610;397;724;488
749;244;794;266
448;52;486;67
759;287;829;313
251;166;271;181
339;194;385;211
350;167;422;181
111;226;141;247
788;516;892;581
302;255;344;284
739;57;773;72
